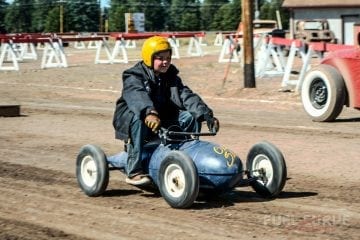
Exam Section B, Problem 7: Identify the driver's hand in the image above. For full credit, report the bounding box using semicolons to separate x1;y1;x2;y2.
204;113;220;133
145;113;161;132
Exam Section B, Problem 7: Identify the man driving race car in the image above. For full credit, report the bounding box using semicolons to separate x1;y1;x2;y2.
113;36;219;186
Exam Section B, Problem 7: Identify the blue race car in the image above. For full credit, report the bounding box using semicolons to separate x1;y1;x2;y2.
76;127;287;209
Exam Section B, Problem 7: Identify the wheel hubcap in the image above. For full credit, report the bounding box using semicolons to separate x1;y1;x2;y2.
252;154;273;186
81;155;97;187
164;164;185;198
310;78;327;109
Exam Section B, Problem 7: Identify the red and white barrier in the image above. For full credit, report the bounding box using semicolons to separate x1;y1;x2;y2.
108;32;206;64
0;34;109;70
0;32;206;70
255;36;357;92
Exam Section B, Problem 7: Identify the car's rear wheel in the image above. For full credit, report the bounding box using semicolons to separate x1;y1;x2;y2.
76;144;109;197
158;151;199;209
301;64;346;122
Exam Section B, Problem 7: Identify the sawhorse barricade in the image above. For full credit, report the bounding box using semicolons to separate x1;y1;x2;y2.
41;39;68;69
1;32;207;70
165;32;205;57
19;42;38;60
0;38;47;71
218;35;242;63
74;34;102;49
42;36;109;68
255;36;288;78
218;33;263;65
0;39;39;71
280;39;310;91
255;37;311;91
0;36;109;70
0;41;20;71
214;32;236;46
257;37;356;92
186;35;204;56
98;32;206;65
42;36;107;68
289;42;355;92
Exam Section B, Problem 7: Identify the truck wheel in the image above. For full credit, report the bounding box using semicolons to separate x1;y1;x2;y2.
158;151;199;209
246;141;287;198
301;64;346;122
76;144;109;197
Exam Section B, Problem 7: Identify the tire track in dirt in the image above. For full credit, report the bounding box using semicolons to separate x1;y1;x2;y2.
16;100;360;142
1;43;359;239
0;161;257;239
1;161;358;239
0;217;91;240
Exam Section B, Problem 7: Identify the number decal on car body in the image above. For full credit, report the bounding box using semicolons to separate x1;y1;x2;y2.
213;146;236;167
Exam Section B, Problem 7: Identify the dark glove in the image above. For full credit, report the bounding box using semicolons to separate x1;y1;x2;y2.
204;113;220;133
144;111;161;132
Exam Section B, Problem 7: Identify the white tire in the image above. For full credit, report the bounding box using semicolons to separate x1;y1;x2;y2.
301;64;346;122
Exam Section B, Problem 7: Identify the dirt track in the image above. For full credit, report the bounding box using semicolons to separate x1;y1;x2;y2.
0;43;359;239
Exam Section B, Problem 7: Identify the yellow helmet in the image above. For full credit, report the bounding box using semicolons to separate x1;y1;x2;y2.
141;36;171;68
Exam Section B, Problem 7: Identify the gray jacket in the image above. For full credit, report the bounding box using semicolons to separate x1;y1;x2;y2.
113;61;213;140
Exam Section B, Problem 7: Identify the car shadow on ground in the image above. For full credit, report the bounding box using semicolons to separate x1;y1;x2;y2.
98;181;317;210
191;189;318;210
101;184;161;198
334;117;360;122
95;187;317;210
102;189;144;197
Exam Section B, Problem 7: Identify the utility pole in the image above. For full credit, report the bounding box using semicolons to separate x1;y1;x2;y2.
99;0;102;32
242;0;256;88
58;0;65;33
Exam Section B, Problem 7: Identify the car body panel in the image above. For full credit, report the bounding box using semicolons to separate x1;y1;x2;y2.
107;139;243;192
321;48;360;108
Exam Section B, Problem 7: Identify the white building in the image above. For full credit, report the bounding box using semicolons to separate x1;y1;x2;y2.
282;0;360;45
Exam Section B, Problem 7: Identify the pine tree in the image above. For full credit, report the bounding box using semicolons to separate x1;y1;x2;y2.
32;0;58;32
66;0;100;32
0;0;9;33
200;0;228;31
5;0;35;32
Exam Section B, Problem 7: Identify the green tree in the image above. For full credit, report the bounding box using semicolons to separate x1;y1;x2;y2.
260;0;289;30
200;0;228;31
126;0;167;31
0;0;9;33
32;0;57;32
211;0;241;31
66;0;100;32
169;0;201;31
5;0;35;32
44;6;61;32
108;0;169;32
108;0;128;32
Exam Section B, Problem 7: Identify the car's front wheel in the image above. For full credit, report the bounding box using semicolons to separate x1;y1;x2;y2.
246;141;287;198
158;151;199;209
